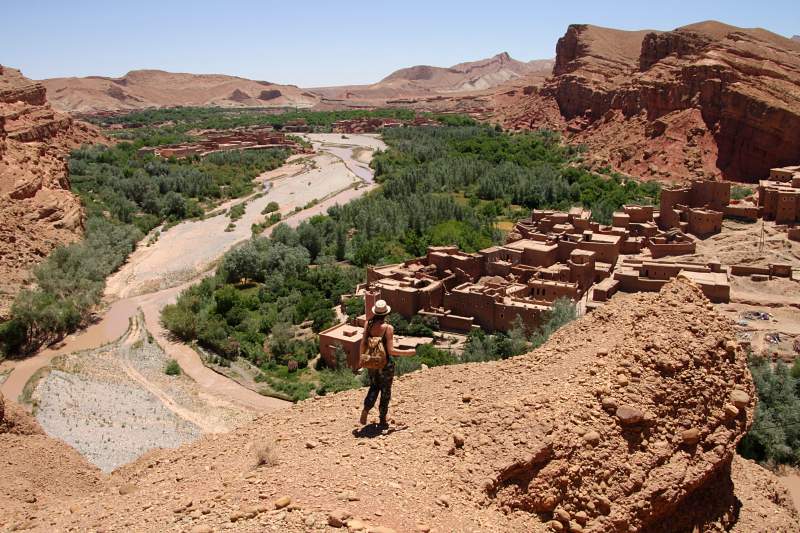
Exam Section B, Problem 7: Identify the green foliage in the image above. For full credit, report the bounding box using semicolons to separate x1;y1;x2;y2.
0;217;141;355
93;107;418;134
162;236;362;368
228;203;246;221
69;144;288;233
344;296;364;323
164;359;182;376
317;346;362;395
415;343;456;367
739;357;800;466
371;126;659;228
262;201;280;215
529;298;578;348
731;185;754;201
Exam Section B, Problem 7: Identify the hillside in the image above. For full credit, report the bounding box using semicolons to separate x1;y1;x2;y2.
1;279;797;531
314;52;554;104
492;20;800;182
0;65;104;318
41;70;320;113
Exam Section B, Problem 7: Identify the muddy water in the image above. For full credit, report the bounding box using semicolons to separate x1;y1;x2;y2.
0;299;138;402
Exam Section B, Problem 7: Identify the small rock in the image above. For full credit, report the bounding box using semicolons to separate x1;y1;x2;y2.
568;521;584;533
681;428;701;445
416;524;431;532
347;518;367;531
436;495;451;507
453;433;465;448
118;483;138;496
547;520;565;531
554;508;570;522
328;509;352;528
274;496;292;509
574;510;588;524
601;397;617;412
730;390;750;409
616;405;643;425
190;526;213;533
723;403;740;419
305;440;318;449
583;430;601;446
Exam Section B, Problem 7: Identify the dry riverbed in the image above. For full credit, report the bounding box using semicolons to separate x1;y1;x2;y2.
31;314;253;472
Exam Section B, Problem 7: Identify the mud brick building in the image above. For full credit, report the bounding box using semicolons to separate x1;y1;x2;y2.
759;165;800;224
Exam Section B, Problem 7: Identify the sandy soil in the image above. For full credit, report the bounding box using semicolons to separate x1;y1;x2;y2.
685;220;800;362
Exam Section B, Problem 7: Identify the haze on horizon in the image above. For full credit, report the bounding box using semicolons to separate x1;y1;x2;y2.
3;0;799;87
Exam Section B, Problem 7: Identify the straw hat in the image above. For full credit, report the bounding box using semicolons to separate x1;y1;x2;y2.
372;299;391;316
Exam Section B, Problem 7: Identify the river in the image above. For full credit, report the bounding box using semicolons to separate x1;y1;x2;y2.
0;134;385;411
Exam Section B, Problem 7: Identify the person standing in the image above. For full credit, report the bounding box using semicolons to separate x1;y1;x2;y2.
358;300;415;427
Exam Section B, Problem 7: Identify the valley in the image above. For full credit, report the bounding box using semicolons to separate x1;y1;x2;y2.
2;8;800;532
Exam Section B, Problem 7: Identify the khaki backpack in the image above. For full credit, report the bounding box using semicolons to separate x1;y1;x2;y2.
360;327;387;369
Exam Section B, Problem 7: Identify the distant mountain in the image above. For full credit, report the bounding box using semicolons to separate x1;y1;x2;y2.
313;53;554;103
792;34;800;42
492;20;800;182
41;70;320;113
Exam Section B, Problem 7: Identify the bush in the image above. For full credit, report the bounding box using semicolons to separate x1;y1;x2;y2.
262;201;280;215
164;359;182;376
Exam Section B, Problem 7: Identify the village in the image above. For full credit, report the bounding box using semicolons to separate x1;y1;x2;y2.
320;165;800;369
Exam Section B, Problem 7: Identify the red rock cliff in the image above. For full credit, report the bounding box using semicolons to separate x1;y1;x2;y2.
495;21;800;182
0;65;105;318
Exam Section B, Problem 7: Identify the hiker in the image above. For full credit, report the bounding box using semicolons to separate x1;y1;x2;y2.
359;300;415;426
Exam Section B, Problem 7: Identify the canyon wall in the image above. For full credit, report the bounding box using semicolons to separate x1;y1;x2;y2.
495;21;800;182
0;65;104;318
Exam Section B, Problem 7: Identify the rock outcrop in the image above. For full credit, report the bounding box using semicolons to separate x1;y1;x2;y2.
0;65;104;317
3;279;796;531
493;21;800;182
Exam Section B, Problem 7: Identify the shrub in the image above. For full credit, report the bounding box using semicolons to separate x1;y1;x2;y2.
739;357;800;465
164;359;182;376
262;201;280;215
252;441;278;468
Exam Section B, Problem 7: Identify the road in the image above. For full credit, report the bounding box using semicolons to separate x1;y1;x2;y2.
0;134;386;415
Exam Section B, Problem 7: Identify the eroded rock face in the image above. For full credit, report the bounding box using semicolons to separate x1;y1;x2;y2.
494;21;800;182
0;65;105;318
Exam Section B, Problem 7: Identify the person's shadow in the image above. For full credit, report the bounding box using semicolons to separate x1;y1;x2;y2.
352;424;408;439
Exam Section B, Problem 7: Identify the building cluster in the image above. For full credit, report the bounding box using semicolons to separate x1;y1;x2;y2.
137;126;310;159
331;115;440;134
319;172;800;369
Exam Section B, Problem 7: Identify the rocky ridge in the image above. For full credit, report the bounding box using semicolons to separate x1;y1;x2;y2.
311;53;554;104
0;65;104;318
41;70;320;113
491;21;800;182
2;279;797;532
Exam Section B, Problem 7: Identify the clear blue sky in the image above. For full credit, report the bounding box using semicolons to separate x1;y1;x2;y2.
3;0;798;87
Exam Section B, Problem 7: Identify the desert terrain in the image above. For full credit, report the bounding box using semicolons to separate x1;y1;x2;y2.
1;13;800;533
0;133;385;473
2;280;799;531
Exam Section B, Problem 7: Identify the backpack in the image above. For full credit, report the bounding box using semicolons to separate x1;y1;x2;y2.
360;327;387;369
